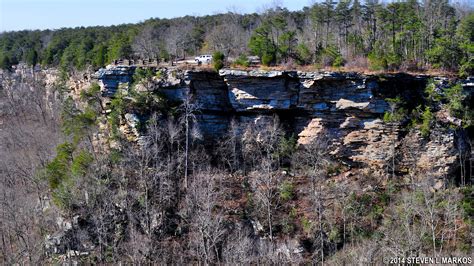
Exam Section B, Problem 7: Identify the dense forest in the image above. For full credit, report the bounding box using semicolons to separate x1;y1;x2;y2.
0;0;473;75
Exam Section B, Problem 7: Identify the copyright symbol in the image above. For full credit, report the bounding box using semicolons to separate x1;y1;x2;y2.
383;257;390;264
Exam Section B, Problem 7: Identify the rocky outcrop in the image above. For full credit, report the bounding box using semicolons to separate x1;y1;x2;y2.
94;66;471;178
221;70;299;111
37;66;471;260
93;65;135;97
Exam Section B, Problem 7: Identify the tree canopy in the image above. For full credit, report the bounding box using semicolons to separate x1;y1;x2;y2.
0;1;472;75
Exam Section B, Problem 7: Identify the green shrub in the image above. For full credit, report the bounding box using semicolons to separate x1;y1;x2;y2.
443;83;473;127
73;108;97;143
289;207;297;219
159;49;170;61
61;96;97;143
327;162;344;176
108;94;126;139
0;53;12;70
212;51;225;71
71;150;94;177
130;92;165;115
426;37;462;70
408;105;423;128
383;112;392;123
26;49;38;66
109;148;122;164
348;192;388;221
51;181;74;210
383;97;407;123
322;46;344;67
368;52;388;71
420;106;433;138
281;216;295;234
155;69;165;79
279;180;295;202
233;54;250;68
108;114;121;139
445;84;465;118
248;24;276;65
332;55;345;67
296;43;312;65
329;228;342;243
133;67;155;84
459;58;474;78
424;80;442;104
277;135;297;159
379;191;391;206
45;143;95;210
44;142;77;209
46;142;74;189
301;216;313;233
80;82;101;103
460;186;474;223
262;53;275;66
383;107;407;123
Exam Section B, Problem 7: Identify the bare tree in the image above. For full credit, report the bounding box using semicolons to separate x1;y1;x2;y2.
415;181;463;257
216;119;241;172
381;190;428;259
132;24;163;59
164;23;194;60
185;171;228;264
242;116;287;240
0;72;62;264
292;136;331;264
222;225;256;263
179;92;200;189
242;115;283;172
147;113;176;219
206;23;248;57
250;159;282;240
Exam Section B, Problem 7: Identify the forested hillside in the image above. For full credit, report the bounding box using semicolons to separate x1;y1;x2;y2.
0;0;473;75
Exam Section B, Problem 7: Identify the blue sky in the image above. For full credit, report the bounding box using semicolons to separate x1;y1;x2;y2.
0;0;312;32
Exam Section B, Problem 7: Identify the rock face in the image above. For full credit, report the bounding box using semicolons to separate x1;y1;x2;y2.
95;66;471;177
93;66;135;97
221;70;299;111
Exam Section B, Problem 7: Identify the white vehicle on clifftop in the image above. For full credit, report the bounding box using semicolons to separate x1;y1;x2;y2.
195;54;212;64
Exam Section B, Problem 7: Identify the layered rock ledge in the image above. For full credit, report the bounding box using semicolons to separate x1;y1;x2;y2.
94;66;472;180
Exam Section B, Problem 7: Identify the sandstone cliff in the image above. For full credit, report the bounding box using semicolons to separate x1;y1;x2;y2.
94;66;472;183
4;65;471;263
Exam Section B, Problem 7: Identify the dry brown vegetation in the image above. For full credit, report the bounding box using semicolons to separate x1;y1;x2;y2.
0;66;472;264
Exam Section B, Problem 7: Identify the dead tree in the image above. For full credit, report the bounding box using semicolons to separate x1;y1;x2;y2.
185;171;227;264
292;136;331;264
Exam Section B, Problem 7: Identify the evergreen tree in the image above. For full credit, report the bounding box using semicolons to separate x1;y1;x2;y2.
0;53;12;70
92;44;108;68
107;34;133;62
249;22;277;65
25;49;38;67
457;13;474;76
278;31;297;62
0;1;471;72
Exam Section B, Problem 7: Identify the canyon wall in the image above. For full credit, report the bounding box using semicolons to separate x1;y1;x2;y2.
94;66;473;182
